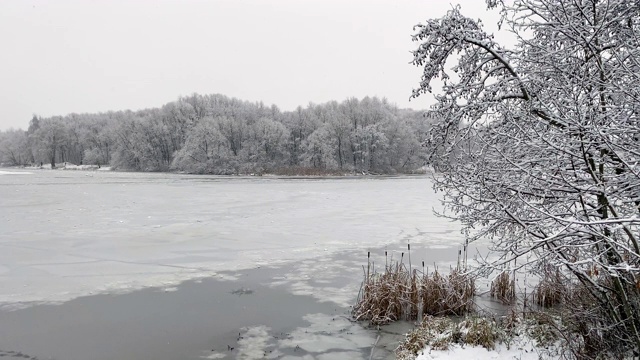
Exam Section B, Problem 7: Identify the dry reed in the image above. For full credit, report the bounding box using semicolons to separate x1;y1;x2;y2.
352;255;475;325
533;266;563;308
490;271;516;304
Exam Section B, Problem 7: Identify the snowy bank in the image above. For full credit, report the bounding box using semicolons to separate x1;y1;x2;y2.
415;338;557;360
395;315;562;360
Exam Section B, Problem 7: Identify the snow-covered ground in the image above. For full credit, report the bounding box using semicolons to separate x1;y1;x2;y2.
0;170;463;310
415;339;557;360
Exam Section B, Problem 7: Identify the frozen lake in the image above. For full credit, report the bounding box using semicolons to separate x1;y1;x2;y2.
0;170;467;359
0;170;462;309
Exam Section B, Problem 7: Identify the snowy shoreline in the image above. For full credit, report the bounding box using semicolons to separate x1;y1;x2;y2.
1;163;431;178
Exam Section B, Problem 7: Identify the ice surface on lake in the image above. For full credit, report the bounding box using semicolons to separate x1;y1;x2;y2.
236;325;271;359
201;353;226;359
0;171;462;308
267;256;364;307
228;314;376;360
0;170;33;175
278;313;372;355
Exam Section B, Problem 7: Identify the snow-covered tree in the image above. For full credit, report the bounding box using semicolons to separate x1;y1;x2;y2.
3;93;428;174
244;117;291;169
32;118;67;168
0;129;30;166
301;126;338;169
412;0;640;354
171;116;236;174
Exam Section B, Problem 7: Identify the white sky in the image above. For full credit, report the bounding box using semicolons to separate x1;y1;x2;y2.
0;0;499;130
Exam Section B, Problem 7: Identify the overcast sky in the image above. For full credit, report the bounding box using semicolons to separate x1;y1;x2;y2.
0;0;499;130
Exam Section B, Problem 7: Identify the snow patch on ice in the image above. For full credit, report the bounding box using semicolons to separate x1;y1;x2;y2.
215;273;241;281
0;170;33;175
237;325;272;359
200;353;226;359
266;258;362;307
278;313;372;356
200;352;227;360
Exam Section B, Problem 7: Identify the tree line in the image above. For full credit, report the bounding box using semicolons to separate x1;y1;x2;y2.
0;94;432;174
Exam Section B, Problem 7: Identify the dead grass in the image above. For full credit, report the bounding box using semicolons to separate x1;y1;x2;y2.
533;266;563;308
396;315;503;359
525;312;562;348
490;270;516;304
395;316;456;359
352;258;475;325
460;317;502;350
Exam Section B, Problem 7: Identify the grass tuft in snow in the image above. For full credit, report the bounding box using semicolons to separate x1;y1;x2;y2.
395;315;504;359
395;316;456;358
461;317;502;350
524;312;561;349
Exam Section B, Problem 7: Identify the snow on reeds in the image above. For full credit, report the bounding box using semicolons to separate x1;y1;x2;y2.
490;270;516;304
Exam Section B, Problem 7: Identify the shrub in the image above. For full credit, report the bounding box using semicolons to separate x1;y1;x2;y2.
396;315;502;359
460;317;502;350
396;316;457;359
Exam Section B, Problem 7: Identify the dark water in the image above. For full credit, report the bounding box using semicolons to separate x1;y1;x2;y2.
0;263;389;360
0;241;483;360
0;267;331;360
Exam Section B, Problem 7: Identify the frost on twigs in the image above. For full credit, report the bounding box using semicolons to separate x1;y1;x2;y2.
412;0;640;356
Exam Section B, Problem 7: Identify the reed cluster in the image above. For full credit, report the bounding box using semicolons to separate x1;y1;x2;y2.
532;266;563;308
352;252;475;325
490;271;516;304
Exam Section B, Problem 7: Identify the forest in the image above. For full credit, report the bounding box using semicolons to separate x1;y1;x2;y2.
0;94;432;175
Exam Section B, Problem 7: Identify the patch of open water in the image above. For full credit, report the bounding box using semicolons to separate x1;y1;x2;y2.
0;265;366;360
0;242;488;360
